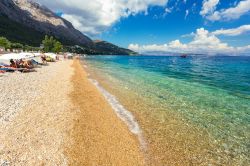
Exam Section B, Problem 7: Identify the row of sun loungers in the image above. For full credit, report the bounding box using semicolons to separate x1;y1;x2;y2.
0;53;63;74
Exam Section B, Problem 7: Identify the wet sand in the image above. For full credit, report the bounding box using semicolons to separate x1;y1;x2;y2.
66;59;144;165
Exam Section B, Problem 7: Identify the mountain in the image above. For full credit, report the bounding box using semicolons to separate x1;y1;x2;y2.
66;41;137;55
92;40;137;55
0;0;135;55
0;0;92;46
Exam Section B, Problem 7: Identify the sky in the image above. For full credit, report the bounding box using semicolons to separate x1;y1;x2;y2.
35;0;250;55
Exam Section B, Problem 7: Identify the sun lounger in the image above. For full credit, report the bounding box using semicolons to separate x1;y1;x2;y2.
0;66;36;73
0;67;16;72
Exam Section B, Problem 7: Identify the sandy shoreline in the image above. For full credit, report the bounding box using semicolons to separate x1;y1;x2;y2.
0;59;144;165
66;60;144;165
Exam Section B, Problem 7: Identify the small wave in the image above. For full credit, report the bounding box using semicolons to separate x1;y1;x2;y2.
89;78;147;149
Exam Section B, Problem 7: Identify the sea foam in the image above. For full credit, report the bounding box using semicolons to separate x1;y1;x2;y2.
89;78;147;149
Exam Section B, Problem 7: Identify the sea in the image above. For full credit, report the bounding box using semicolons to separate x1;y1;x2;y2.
83;55;250;165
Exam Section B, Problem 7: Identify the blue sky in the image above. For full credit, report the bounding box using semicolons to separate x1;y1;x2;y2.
99;0;250;48
37;0;250;54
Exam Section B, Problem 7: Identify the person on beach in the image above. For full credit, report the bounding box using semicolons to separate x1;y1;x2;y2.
10;59;18;68
41;54;47;64
1;61;17;72
9;59;36;72
0;66;15;73
18;59;36;69
0;65;6;73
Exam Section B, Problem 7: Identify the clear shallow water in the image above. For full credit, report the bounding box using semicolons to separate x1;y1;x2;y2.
84;55;250;164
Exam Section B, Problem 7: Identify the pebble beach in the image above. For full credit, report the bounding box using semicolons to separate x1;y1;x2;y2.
0;59;144;165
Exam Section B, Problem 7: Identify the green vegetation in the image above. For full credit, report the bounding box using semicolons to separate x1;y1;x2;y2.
91;41;137;55
0;35;136;55
53;41;63;53
66;41;137;55
42;35;63;53
23;45;40;52
42;36;54;52
0;37;11;49
0;36;40;51
0;35;61;52
11;42;23;49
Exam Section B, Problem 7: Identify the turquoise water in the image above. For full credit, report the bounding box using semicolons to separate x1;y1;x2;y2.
84;55;250;164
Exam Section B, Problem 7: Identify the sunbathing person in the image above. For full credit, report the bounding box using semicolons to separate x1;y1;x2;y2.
9;59;36;73
1;63;17;73
0;67;6;73
10;59;18;68
1;61;25;73
18;59;34;69
41;54;47;64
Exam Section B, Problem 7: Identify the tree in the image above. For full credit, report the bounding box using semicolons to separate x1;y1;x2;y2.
11;42;23;49
42;35;54;52
0;37;11;49
24;45;33;51
53;41;63;53
42;35;63;53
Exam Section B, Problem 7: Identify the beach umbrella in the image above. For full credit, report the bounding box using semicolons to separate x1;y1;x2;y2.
18;52;36;59
0;53;21;60
67;53;73;57
33;53;43;57
0;53;21;64
0;53;37;60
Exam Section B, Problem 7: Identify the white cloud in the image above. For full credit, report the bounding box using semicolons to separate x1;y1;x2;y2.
200;0;219;16
185;10;189;19
35;0;168;35
236;45;250;52
182;24;250;37
181;32;195;38
128;28;250;55
212;24;250;36
205;0;250;21
165;7;171;14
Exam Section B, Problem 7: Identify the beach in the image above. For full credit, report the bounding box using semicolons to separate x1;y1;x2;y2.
0;59;144;165
1;55;249;165
1;0;249;165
